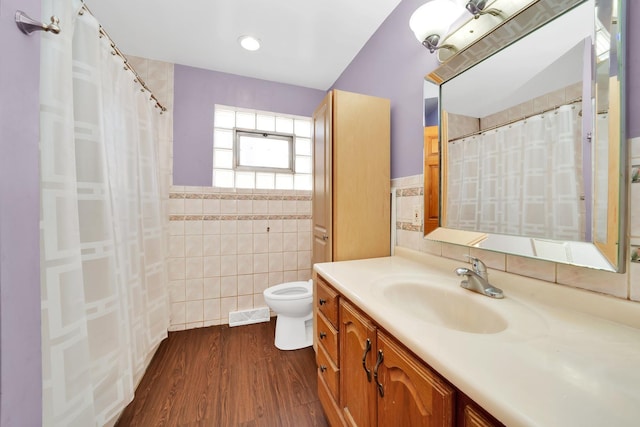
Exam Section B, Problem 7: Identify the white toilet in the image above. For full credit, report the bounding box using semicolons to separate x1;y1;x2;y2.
263;279;313;350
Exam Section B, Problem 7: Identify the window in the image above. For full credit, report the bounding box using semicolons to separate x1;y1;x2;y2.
213;105;312;190
235;130;293;172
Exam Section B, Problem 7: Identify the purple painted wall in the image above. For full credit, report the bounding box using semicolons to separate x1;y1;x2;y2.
331;0;440;179
0;0;42;425
173;66;325;186
333;0;640;178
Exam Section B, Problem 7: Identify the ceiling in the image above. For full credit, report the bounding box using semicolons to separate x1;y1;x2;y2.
85;0;403;91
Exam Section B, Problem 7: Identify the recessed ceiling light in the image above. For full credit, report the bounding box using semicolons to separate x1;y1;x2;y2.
238;35;261;51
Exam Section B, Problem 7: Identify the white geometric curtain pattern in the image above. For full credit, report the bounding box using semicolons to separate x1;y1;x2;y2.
40;1;169;425
446;105;584;241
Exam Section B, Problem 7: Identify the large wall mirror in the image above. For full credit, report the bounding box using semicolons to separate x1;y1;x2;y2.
424;0;627;272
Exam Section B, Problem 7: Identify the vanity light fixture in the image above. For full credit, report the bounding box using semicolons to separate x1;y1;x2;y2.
465;0;502;19
238;35;261;51
409;0;466;53
411;0;508;54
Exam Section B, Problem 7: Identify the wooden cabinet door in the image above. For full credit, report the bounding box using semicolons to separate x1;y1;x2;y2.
376;331;454;427
312;91;332;265
458;404;497;427
340;300;377;427
456;393;504;427
332;90;390;261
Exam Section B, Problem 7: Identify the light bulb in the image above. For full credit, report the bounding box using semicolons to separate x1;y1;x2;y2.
238;35;261;51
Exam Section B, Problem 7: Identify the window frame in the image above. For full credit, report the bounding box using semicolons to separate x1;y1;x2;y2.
233;128;295;174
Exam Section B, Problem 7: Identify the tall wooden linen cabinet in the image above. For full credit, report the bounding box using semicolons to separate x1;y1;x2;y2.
311;89;391;266
312;89;390;426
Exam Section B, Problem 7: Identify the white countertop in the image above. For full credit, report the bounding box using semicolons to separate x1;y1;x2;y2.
314;248;640;427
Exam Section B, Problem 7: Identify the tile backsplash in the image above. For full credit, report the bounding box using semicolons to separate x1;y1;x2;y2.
393;137;640;303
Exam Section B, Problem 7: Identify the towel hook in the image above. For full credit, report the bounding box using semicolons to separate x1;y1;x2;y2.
15;10;60;35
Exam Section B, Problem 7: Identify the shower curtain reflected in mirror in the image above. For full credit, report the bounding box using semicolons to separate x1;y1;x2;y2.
446;104;584;241
39;1;169;425
594;112;609;242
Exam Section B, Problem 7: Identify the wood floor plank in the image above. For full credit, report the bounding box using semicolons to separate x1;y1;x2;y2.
254;355;287;426
277;345;321;407
288;401;331;427
177;328;222;425
116;319;328;427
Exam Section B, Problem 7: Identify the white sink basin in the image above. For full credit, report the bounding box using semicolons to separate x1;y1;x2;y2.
373;278;508;334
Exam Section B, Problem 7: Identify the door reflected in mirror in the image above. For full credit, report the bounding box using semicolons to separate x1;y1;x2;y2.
423;82;440;234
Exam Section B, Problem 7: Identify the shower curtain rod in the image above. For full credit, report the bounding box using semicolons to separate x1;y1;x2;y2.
79;2;167;114
450;98;582;141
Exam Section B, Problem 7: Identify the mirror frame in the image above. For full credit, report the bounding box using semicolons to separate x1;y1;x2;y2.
424;0;628;272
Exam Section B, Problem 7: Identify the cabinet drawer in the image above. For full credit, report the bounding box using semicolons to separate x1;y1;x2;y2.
317;342;339;402
317;311;339;363
316;276;339;327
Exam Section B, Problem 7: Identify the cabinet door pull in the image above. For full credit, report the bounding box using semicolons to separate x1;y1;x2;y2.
319;298;327;305
361;338;372;382
319;332;327;339
319;365;327;373
373;349;384;397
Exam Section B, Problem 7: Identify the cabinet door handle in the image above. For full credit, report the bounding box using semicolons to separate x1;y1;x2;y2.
322;234;329;240
319;298;327;305
319;365;327;373
361;338;372;382
319;332;327;339
373;349;384;397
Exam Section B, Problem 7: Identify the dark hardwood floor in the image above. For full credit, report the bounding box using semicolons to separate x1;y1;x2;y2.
116;318;328;427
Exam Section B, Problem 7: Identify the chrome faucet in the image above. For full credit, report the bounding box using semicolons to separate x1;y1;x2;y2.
455;256;504;299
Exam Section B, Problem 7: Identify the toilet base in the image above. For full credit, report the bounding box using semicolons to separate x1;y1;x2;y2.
274;313;313;350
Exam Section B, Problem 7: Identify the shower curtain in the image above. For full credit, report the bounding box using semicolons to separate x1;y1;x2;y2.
39;1;169;425
446;104;584;241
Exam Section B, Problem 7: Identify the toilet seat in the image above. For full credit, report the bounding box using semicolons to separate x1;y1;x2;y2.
263;281;312;300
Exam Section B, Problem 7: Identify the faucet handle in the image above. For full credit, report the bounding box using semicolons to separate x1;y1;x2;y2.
464;255;487;276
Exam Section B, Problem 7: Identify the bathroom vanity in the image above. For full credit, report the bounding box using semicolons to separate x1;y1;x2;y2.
316;274;499;427
313;248;640;426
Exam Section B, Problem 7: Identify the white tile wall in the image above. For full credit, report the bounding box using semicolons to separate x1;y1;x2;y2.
392;143;640;306
167;188;313;330
127;55;174;239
